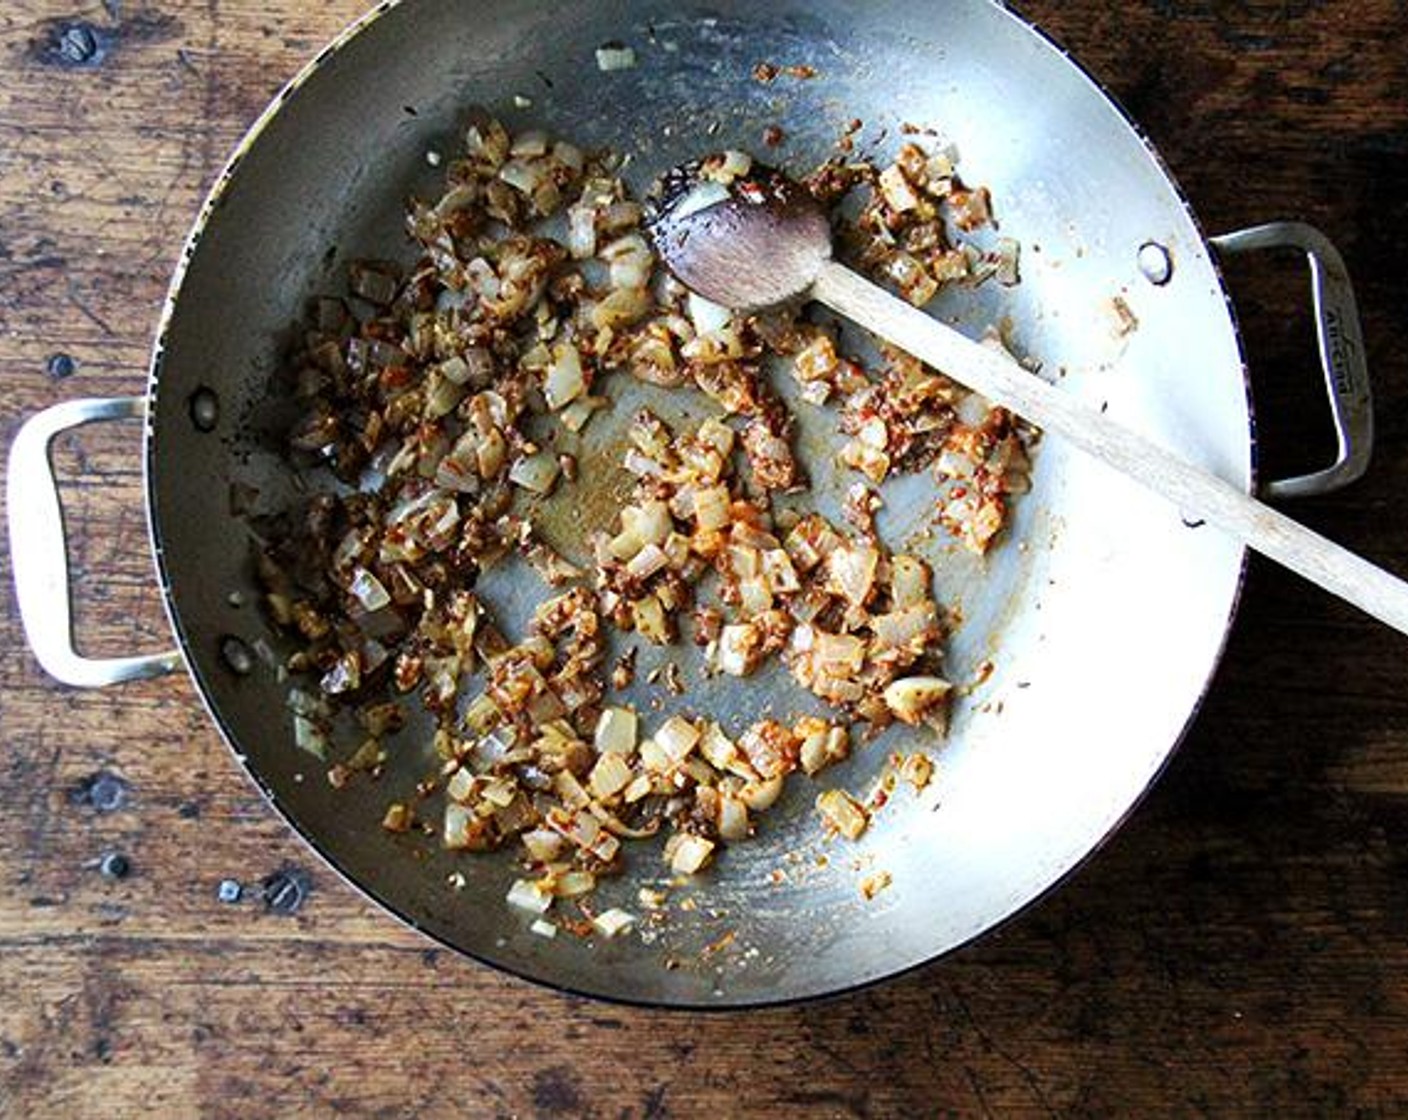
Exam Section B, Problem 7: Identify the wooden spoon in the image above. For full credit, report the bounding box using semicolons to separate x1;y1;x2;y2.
647;159;1408;636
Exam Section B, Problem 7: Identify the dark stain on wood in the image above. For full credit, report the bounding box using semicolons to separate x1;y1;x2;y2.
532;1065;586;1115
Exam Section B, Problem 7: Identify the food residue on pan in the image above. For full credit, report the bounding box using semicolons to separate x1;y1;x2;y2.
251;105;1037;934
751;61;819;83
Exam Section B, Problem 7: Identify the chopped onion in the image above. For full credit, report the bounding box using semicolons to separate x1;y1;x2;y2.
594;706;638;755
348;568;391;613
293;714;329;760
739;776;784;811
692;484;730;532
559;397;604;433
591;287;653;329
687;291;732;336
506;878;553;914
592;908;637;938
655;716;700;763
718;796;749;841
544;342;586;409
626;542;669;580
444;802;489;850
509;451;561;494
825;544;879;608
698;723;740;772
816;788;869;840
588;752;633;799
566;203;597;259
666;833;715;875
882;675;952;724
509;129;549;158
595;43;637;71
522;828;566;862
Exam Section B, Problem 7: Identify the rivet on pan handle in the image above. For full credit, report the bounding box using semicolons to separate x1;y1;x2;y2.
6;396;182;688
1212;221;1373;499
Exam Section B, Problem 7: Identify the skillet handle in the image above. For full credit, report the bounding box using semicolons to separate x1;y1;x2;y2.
6;396;182;688
1210;222;1371;500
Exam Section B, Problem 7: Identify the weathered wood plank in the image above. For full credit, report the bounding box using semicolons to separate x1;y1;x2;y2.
3;1;1408;1116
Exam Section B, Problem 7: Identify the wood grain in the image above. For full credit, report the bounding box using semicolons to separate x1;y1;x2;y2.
3;1;1408;1116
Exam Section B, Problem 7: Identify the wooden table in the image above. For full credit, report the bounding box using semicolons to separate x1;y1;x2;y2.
3;1;1407;1114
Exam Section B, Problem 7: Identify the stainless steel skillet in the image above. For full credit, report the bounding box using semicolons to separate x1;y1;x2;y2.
6;0;1371;1007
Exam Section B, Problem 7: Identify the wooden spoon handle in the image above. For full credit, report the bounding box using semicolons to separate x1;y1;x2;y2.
813;258;1408;636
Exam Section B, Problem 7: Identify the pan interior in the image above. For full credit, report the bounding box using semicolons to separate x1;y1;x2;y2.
148;0;1249;1006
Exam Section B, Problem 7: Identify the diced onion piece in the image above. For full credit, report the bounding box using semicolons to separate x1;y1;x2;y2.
739;720;799;780
883;676;953;725
995;237;1021;286
566;203;598;260
595;43;637;71
589;752;634;799
446;766;477;803
381;802;413;832
761;549;800;593
509;451;561;494
632;594;670;644
701;149;752;185
545;869;597;898
798;720;850;776
898;752;934;791
738;575;773;615
509;129;549;157
666;833;716;875
739;776;784;811
626;498;674;543
638;738;670;774
814;631;865;675
692;484;731;532
560;397;603;433
293;715;329;760
499;158;545;196
600;200;642;231
655;715;700;763
859;870;893;900
348;567;391;613
889;555;931;608
717;796;749;841
716;623;760;677
626;542;669;580
696;418;736;456
871;604;937;653
553;769;591;809
591;287;654;330
687;291;733;336
444;802;489;850
592;908;637;938
698;723;741;772
816;789;869;840
522;828;566;862
531;918;557;938
543;343;586;409
826;543;879;608
507;878;553;914
840;438;891;483
594;706;638;755
878;164;922;212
